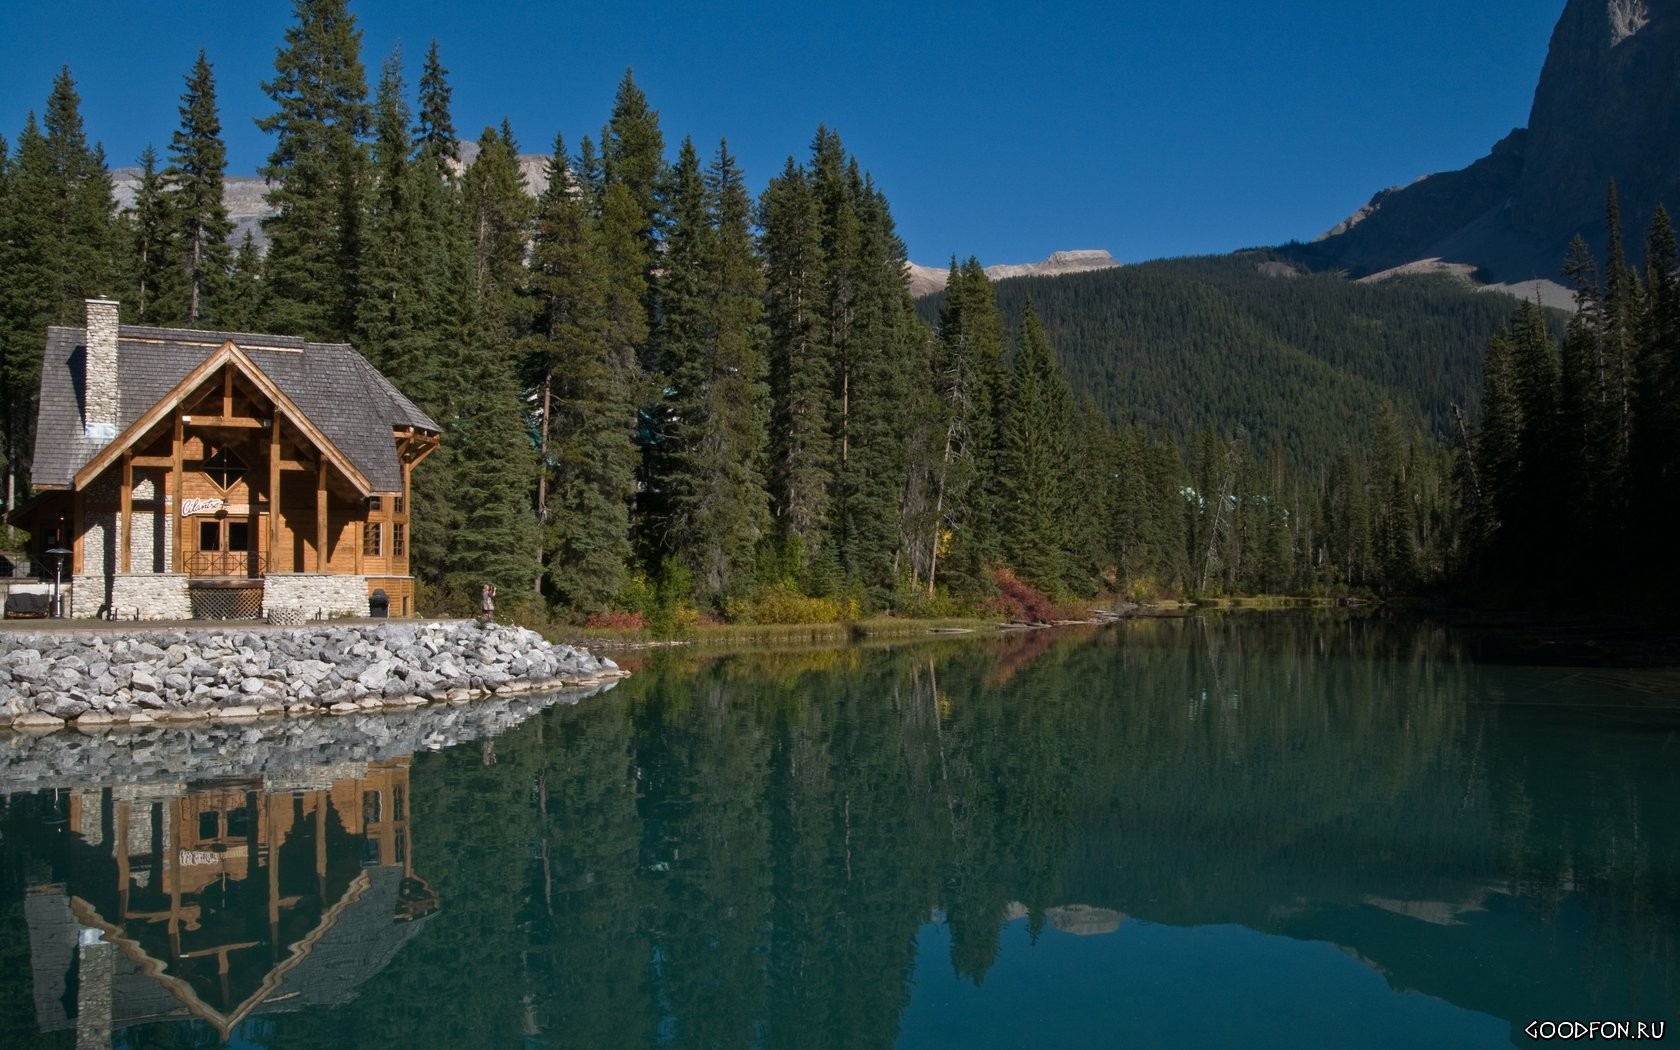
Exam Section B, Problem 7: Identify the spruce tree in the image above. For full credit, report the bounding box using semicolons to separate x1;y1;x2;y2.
927;257;1006;595
414;40;459;176
996;300;1073;593
0;70;121;503
127;146;171;323
1630;208;1680;590
463;121;533;345
164;51;233;327
256;0;370;339
221;232;265;330
526;134;635;612
758;157;833;562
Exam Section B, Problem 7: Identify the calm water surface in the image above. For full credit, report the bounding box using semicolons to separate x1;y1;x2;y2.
2;615;1677;1048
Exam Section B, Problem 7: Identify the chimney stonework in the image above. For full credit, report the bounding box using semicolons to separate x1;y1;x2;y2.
84;298;119;440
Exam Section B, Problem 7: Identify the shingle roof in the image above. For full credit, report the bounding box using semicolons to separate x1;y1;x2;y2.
32;325;440;493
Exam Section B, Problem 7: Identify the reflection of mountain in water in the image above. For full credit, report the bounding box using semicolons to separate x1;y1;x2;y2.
22;760;436;1044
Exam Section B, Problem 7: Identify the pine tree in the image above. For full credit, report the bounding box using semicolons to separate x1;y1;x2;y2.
162;51;234;326
0;70;121;503
444;315;541;610
758;157;833;562
526;134;636;612
1629;208;1680;594
926;257;1006;595
221;232;265;330
463;121;533;345
995;300;1073;593
127;146;171;323
601;69;665;284
256;0;370;339
414;40;459;176
832;174;916;601
691;140;771;598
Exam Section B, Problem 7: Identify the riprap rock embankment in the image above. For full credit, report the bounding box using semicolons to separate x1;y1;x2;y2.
0;620;623;731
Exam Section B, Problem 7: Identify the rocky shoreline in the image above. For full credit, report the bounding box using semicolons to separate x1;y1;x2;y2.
0;620;625;732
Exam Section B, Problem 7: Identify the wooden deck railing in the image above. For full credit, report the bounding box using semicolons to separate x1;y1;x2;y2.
185;551;270;578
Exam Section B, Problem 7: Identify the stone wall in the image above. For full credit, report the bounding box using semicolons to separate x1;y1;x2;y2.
70;574;106;619
109;575;191;620
263;574;368;619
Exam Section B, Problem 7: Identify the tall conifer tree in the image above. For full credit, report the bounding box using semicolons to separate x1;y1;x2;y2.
256;0;370;339
127;146;170;323
526;134;635;611
164;51;233;326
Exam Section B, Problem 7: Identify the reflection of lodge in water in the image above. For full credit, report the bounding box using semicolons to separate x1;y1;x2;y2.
25;759;438;1043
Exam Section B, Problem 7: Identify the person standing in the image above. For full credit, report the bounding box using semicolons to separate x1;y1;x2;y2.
481;582;497;622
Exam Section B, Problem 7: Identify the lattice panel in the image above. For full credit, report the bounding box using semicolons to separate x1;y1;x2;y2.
189;586;264;620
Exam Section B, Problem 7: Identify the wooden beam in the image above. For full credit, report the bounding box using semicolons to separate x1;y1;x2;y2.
269;416;282;573
315;459;327;572
131;455;174;469
221;366;233;417
182;415;265;429
71;489;84;577
172;413;185;573
120;453;133;574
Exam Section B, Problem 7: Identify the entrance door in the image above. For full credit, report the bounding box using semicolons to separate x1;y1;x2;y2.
192;518;253;577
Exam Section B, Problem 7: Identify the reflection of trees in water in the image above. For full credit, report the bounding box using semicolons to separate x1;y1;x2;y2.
99;616;1676;1046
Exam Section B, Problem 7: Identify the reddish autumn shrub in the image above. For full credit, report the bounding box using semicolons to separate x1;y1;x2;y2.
990;568;1063;623
585;609;647;630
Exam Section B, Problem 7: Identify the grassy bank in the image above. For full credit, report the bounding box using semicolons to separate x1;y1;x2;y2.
545;616;997;651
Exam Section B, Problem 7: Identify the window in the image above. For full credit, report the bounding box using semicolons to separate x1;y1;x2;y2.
227;522;250;552
392;523;406;558
393;495;405;514
199;521;222;552
363;791;382;823
393;785;406;821
204;448;246;490
363;522;382;557
198;811;220;839
368;495;383;513
226;806;252;838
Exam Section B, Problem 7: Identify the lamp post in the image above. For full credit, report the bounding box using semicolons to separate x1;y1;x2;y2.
45;547;71;618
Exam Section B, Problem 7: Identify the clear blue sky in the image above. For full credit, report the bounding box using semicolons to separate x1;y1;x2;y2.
0;0;1564;267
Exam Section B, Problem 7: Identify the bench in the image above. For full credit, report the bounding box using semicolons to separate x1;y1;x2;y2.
3;592;52;619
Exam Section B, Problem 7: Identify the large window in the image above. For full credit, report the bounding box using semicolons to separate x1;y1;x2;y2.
204;448;246;490
199;520;221;552
364;521;383;557
392;523;406;558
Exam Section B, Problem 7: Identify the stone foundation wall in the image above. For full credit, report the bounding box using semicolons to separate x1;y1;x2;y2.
110;575;192;620
70;574;193;620
263;574;369;619
70;575;105;619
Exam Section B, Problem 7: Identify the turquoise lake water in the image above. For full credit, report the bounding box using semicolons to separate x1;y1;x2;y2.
2;614;1676;1047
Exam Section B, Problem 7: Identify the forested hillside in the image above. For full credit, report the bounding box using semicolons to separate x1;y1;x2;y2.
921;253;1556;466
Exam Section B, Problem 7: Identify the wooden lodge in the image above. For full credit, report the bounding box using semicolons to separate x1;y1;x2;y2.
8;299;440;620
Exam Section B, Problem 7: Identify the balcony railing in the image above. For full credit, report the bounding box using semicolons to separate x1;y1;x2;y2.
186;551;270;578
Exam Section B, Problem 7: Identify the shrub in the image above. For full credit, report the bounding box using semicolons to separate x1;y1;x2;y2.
585;609;647;630
724;584;858;625
990;568;1064;622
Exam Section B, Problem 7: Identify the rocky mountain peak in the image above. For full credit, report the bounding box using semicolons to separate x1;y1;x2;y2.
1290;0;1680;287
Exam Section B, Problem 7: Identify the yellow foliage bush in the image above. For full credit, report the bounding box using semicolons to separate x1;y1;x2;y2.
725;585;859;625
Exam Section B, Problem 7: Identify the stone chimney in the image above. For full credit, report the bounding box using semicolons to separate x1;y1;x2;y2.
84;298;120;439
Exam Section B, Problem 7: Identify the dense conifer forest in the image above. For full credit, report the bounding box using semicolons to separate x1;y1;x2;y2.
1;0;1674;620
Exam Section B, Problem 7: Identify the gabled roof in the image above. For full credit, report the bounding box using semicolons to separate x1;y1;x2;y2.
31;325;440;493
